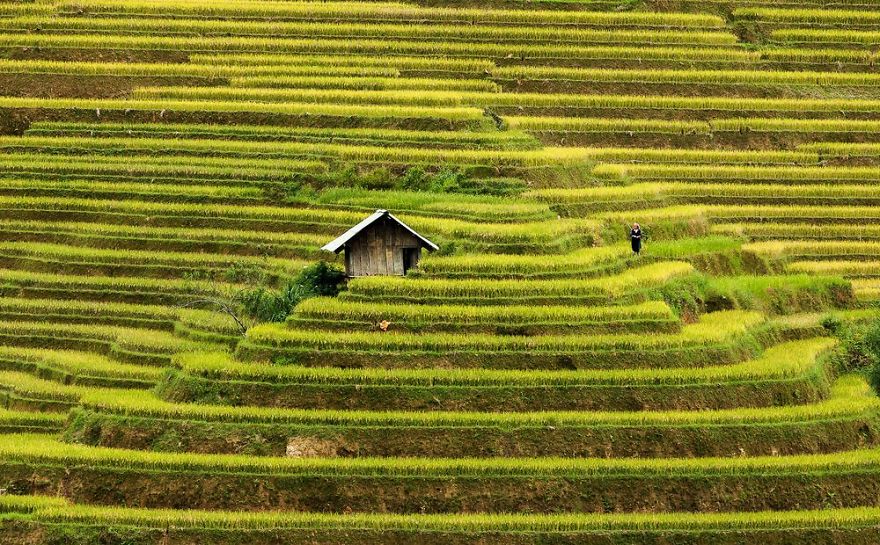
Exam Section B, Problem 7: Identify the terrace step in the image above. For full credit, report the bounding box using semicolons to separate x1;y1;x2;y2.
68;375;877;458
9;433;880;513
6;497;880;545
163;338;837;412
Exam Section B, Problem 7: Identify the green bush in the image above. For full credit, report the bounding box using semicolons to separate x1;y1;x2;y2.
237;262;345;323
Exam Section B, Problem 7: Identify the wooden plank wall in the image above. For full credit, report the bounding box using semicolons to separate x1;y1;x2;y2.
346;218;422;276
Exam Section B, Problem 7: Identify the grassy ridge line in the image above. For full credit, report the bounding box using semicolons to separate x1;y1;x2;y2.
735;7;880;26
0;196;596;245
0;219;329;258
0;219;328;247
230;75;501;93
295;188;553;223
342;261;694;301
78;374;875;428
669;183;880;200
0;369;137;413
0;153;326;183
3;94;879;125
744;240;880;260
0;345;161;386
19;430;880;477
65;372;878;457
175;338;835;388
244;310;763;353
0;296;240;334
290;298;678;334
0;34;757;63
14;500;880;533
772;29;880;47
0;135;596;168
715;222;880;241
188;53;495;73
0;405;65;430
191;47;871;70
0;241;309;275
705;204;880;223
415;237;739;279
25;122;541;151
787;261;880;277
55;1;727;28
507;116;710;135
163;338;834;411
0;268;236;300
125;86;880;118
760;47;877;65
495;66;880;85
0;133;818;167
527;183;880;209
0;369;89;404
0;321;204;359
800;142;880;159
0;18;740;46
853;279;880;300
416;244;631;278
0;96;489;126
0;58;401;78
594;163;880;183
510;116;880;136
0;178;265;204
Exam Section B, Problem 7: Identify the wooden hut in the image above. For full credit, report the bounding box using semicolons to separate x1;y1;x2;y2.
321;209;439;277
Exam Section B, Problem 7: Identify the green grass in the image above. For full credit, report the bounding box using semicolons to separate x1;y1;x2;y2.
57;1;726;29
19;427;880;477
188;53;495;74
20;501;880;533
244;310;763;355
26;122;541;151
495;66;880;86
416;244;631;278
594;163;880;184
79;374;874;428
0;345;162;386
290;298;678;334
341;261;695;303
0;18;739;47
176;337;835;388
744;240;880;260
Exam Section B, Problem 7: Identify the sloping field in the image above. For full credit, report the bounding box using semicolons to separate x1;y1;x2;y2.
0;0;879;544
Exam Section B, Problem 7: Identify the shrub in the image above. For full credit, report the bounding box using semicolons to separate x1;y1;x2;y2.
238;262;345;323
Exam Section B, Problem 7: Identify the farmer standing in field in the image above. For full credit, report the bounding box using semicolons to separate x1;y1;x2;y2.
630;223;642;256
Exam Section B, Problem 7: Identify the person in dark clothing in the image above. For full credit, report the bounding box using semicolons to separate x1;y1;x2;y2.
630;223;642;255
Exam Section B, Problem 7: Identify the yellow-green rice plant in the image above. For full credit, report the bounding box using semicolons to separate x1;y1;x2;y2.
495;66;880;86
771;28;880;47
0;17;739;46
344;261;694;301
26;502;880;533
179;337;834;388
291;298;676;330
787;260;880;277
245;310;763;353
57;1;725;29
230;76;501;93
77;374;874;428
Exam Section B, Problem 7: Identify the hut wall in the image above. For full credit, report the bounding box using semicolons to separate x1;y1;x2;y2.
345;218;423;277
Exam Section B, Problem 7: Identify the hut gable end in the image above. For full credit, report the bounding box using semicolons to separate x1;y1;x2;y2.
321;209;437;277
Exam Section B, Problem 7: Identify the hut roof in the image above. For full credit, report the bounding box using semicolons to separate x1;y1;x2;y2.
321;209;439;253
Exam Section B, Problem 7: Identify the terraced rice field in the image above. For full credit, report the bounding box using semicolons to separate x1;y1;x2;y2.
0;0;878;543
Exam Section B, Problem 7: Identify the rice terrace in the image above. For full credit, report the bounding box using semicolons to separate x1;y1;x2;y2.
4;0;880;543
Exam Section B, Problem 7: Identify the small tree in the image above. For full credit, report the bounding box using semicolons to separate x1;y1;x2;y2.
237;262;345;323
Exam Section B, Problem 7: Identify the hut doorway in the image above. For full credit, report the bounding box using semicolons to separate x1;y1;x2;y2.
402;247;419;275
